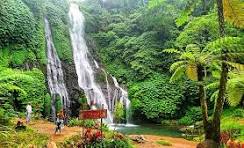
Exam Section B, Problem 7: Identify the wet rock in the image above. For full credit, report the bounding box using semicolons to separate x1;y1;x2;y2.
129;135;146;143
62;61;84;117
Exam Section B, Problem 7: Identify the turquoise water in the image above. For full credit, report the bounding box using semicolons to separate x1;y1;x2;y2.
112;124;182;137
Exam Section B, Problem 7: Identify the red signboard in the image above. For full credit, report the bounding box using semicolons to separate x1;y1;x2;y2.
79;109;107;119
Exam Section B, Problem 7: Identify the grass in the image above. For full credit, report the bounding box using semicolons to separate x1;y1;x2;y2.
156;140;172;146
0;125;49;148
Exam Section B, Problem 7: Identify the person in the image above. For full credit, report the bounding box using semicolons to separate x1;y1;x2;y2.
58;110;65;128
55;115;62;134
26;103;32;124
61;108;68;126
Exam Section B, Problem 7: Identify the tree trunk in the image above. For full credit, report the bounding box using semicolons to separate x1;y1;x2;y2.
210;0;227;145
197;65;212;139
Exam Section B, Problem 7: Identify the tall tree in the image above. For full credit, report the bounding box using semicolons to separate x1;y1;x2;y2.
210;0;226;144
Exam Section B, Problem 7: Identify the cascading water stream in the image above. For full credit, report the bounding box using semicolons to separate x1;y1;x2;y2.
68;2;131;124
68;3;113;123
102;69;112;110
45;18;70;121
111;76;131;123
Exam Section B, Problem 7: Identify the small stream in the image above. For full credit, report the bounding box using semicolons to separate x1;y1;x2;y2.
111;124;183;137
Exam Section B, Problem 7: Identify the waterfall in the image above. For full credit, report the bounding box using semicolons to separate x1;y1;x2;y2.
111;76;131;123
44;18;70;121
68;3;113;123
102;69;112;110
94;60;100;69
68;2;131;124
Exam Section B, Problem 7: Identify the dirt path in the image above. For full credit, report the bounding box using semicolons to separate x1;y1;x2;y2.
29;120;82;143
131;135;197;148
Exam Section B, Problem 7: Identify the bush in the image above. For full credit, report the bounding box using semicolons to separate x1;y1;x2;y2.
156;140;172;146
68;118;96;128
232;108;244;118
129;74;184;120
0;127;48;147
0;108;11;126
178;116;194;126
178;106;202;125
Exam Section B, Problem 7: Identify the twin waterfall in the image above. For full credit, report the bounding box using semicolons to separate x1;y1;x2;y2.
45;3;130;123
45;18;70;121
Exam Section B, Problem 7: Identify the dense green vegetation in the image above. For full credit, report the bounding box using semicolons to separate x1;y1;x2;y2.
82;0;243;123
0;0;243;147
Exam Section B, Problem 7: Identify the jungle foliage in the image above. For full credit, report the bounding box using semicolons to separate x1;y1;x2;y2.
82;0;243;123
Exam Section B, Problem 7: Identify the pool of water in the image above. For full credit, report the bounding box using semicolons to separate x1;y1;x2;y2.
109;124;182;137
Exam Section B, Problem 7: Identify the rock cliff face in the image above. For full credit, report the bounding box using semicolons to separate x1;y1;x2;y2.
62;61;84;117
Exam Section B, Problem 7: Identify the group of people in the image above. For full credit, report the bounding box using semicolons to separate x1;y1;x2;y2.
24;101;98;134
25;103;67;134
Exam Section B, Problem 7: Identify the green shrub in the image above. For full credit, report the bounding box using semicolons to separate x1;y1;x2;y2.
0;108;11;126
178;116;194;126
0;127;48;147
129;74;184;120
232;108;244;118
68;118;96;128
156;140;172;146
0;67;47;114
178;107;202;125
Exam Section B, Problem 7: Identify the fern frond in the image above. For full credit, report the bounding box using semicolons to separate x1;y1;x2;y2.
223;0;244;28
210;90;219;102
204;37;243;54
179;52;195;61
170;65;186;82
223;61;244;71
226;87;244;106
206;82;219;90
163;48;181;54
169;61;187;72
185;44;201;54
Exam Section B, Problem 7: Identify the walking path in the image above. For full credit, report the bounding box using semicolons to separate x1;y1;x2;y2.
29;120;81;143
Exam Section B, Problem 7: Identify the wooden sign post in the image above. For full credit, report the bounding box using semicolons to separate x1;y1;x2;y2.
79;104;107;140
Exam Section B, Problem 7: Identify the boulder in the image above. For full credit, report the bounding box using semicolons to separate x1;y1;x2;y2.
129;135;146;143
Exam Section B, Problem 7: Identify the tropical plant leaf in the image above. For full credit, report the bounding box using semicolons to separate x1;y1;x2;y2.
223;0;244;28
170;65;185;82
163;48;181;54
169;61;187;72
